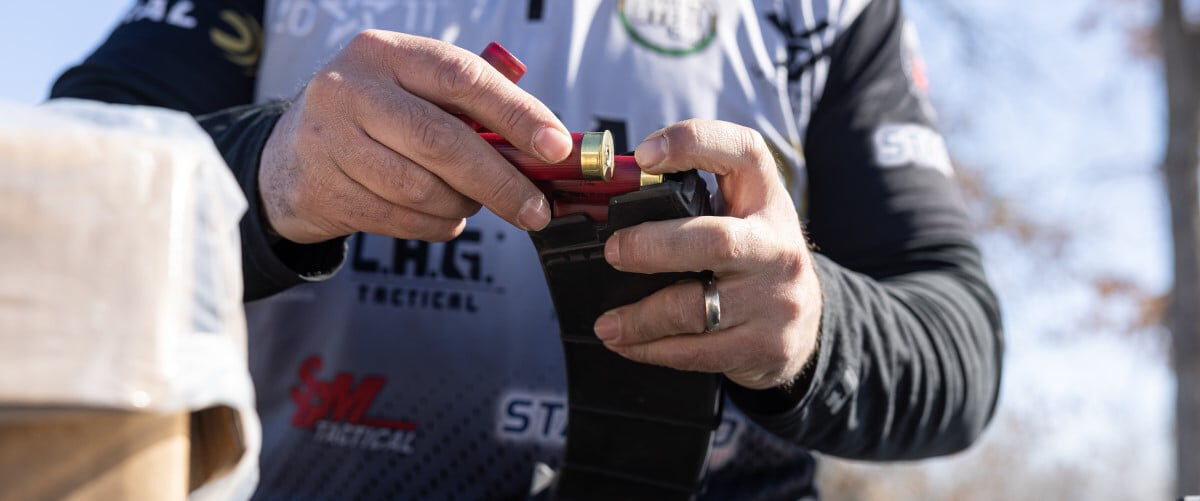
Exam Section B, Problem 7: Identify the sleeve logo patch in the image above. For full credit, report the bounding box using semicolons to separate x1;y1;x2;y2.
618;0;717;57
211;9;263;73
873;124;953;176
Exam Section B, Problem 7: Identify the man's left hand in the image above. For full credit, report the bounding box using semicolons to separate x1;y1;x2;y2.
592;119;823;391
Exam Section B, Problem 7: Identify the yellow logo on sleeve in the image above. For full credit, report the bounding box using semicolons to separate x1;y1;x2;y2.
210;9;263;74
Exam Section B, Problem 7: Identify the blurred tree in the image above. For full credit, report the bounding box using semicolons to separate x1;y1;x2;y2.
1159;0;1200;495
816;1;1174;499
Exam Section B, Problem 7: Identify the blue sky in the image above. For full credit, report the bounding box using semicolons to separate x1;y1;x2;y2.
0;1;129;103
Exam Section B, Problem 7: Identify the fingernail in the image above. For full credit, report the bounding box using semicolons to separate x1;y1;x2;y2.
533;126;572;163
518;195;551;230
605;235;621;269
635;135;667;168
594;312;620;341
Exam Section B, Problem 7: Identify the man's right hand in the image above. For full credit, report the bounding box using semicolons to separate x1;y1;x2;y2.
258;30;572;244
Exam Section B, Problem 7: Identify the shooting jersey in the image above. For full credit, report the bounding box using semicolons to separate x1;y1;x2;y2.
247;1;865;499
241;1;873;498
54;0;1005;499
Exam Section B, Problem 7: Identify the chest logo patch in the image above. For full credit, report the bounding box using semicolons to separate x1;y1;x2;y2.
618;0;717;57
290;355;419;454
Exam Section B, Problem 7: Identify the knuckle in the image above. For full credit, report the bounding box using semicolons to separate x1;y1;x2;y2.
381;206;419;234
670;119;704;151
451;199;483;219
347;29;387;52
669;288;698;332
742;128;771;164
781;247;809;281
621;228;649;264
482;173;521;209
760;334;793;369
677;118;704;139
400;169;436;206
407;184;436;206
706;223;741;264
412;112;464;161
377;156;431;205
623;308;648;341
782;288;806;319
744;127;767;153
426;219;467;242
306;70;345;102
497;98;537;135
434;51;486;102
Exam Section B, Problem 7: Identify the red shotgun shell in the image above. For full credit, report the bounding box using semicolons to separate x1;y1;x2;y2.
459;42;528;131
482;131;614;181
539;156;663;203
480;42;527;83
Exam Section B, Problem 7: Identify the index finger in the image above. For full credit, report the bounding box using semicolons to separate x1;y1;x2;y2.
605;216;779;274
354;84;551;230
378;32;573;163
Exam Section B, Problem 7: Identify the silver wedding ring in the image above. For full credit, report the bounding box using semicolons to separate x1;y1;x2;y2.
702;275;721;333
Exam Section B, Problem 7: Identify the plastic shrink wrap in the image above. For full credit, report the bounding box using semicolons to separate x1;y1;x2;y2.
0;99;259;500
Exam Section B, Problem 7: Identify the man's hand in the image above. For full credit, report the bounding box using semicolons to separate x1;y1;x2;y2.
592;120;823;390
259;30;573;243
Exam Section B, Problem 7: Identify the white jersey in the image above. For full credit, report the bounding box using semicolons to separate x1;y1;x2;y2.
247;1;865;498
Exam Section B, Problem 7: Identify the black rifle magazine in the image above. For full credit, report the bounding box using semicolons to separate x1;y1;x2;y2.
528;171;724;501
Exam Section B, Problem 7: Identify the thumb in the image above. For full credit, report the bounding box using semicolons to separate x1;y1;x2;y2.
633;119;789;218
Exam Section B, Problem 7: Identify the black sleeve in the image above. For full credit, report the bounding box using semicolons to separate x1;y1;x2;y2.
725;0;1004;459
49;0;347;301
